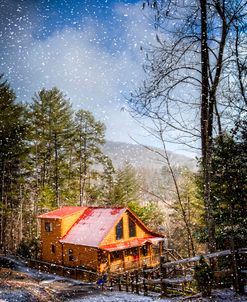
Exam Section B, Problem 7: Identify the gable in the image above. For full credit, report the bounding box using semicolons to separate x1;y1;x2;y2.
99;209;161;246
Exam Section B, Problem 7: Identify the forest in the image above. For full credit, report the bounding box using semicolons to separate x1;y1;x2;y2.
0;0;246;265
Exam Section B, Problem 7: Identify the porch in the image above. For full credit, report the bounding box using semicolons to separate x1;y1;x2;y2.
99;239;163;273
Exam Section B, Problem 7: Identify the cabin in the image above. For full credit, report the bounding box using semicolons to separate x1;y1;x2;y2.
38;206;164;273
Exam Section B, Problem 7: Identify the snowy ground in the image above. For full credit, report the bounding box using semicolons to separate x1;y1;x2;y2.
0;256;246;302
67;290;247;302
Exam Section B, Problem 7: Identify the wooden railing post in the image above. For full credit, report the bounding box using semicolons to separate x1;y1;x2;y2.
236;250;245;294
160;255;167;296
135;271;139;294
125;273;129;292
143;265;148;296
118;275;122;291
131;273;135;292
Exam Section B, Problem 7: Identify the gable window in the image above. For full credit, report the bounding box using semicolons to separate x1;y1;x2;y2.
116;218;123;240
51;244;56;254
68;249;74;261
128;217;136;237
45;222;52;232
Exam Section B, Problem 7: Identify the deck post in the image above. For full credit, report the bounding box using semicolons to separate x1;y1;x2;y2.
118;275;122;291
143;265;148;296
107;252;111;272
138;246;141;268
123;250;126;270
160;255;167;296
149;244;153;266
125;273;129;292
135;270;139;294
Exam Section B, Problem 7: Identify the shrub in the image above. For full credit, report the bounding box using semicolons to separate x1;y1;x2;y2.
194;256;214;296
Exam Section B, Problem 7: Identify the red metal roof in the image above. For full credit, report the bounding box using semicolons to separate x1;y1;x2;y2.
38;206;85;219
60;207;126;247
100;237;164;252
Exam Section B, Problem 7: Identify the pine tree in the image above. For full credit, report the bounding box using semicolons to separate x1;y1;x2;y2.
210;132;247;249
74;109;106;206
0;74;29;252
111;162;140;206
30;87;74;209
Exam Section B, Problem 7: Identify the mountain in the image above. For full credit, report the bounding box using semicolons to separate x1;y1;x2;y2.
102;141;197;171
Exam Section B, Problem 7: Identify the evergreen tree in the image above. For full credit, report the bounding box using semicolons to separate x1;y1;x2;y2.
111;162;140;206
74;109;107;206
30;87;74;209
210;132;247;249
0;74;29;252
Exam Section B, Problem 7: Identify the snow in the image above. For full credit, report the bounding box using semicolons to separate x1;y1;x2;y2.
67;291;171;302
1;256;246;302
67;289;247;302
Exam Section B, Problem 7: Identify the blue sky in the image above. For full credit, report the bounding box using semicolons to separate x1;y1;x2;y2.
0;0;196;156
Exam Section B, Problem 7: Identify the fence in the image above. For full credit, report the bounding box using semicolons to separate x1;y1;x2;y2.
107;248;247;296
28;248;247;296
28;258;98;282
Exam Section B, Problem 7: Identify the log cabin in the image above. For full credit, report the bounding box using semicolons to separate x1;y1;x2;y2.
38;206;164;273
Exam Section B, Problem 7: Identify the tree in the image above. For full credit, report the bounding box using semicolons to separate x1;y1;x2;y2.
111;162;141;206
0;74;29;252
128;200;164;231
210;132;247;249
170;169;205;257
129;0;247;251
74;109;107;206
30;87;74;208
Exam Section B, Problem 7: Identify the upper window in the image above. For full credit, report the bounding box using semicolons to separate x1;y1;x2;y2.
116;218;123;240
128;217;136;237
45;222;52;232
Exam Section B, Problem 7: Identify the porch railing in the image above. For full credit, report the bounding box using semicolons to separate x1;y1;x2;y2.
110;254;161;272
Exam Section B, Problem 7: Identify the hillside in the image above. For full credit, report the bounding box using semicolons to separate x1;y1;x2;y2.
102;141;197;171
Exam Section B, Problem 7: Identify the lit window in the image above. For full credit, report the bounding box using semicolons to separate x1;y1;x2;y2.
45;222;52;232
116;218;123;240
51;244;55;253
128;218;136;237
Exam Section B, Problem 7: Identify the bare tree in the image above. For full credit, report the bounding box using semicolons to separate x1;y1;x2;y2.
129;0;247;252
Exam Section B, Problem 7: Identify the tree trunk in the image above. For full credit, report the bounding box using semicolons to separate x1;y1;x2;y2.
54;132;59;207
200;0;216;252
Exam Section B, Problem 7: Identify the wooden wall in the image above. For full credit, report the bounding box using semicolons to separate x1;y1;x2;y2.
39;210;84;264
62;243;99;271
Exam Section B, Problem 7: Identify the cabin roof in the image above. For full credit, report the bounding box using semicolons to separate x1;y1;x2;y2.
100;236;164;252
38;206;85;219
60;207;126;247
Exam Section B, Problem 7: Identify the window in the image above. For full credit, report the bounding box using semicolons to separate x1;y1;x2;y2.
111;251;121;261
128;217;136;237
45;222;52;232
141;245;148;256
68;249;74;261
51;244;56;253
116;218;123;240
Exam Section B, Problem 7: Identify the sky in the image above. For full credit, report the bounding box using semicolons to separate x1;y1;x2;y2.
0;0;195;157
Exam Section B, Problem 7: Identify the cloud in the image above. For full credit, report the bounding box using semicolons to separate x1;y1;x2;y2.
1;1;160;144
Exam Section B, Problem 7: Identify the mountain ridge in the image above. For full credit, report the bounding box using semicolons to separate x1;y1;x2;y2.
102;141;197;171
